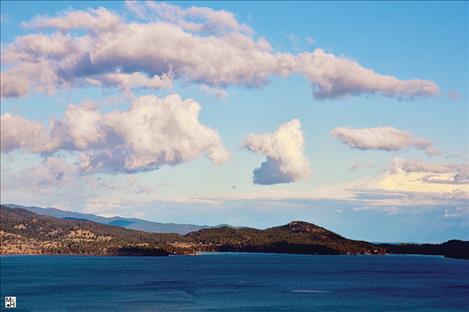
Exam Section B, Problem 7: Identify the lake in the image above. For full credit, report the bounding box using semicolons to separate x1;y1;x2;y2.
1;253;468;311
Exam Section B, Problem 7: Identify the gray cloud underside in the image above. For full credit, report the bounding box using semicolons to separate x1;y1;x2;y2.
244;119;312;185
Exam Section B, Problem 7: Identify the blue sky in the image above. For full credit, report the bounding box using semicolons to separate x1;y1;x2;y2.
1;1;468;242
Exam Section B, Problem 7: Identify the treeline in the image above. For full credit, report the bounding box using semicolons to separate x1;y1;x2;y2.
2;206;467;258
378;241;469;259
1;205;184;243
187;221;385;255
0;205;191;256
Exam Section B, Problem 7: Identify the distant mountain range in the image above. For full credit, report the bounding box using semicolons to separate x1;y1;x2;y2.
5;204;210;235
1;205;383;256
2;205;468;259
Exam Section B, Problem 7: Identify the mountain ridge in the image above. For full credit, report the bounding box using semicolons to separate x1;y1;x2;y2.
5;204;210;235
0;205;193;256
2;205;467;259
1;205;381;256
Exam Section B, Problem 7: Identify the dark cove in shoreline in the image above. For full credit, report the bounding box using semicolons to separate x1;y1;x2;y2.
1;205;468;259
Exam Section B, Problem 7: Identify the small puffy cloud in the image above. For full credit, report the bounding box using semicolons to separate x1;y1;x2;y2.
1;3;438;100
0;94;229;173
244;119;312;185
331;126;438;156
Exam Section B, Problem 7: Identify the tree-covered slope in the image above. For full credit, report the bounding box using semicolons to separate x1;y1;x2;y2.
3;205;466;258
0;205;191;256
187;221;385;255
6;204;209;234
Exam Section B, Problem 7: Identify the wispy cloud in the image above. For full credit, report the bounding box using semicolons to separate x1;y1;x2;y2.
304;36;315;45
183;158;469;207
331;127;438;156
349;162;375;173
447;90;461;101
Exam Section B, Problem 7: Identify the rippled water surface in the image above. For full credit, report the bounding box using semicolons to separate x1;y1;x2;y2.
1;253;469;311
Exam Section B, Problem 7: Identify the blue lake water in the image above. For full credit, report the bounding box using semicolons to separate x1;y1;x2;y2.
1;253;469;311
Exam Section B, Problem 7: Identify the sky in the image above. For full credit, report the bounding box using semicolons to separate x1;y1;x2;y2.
1;1;468;242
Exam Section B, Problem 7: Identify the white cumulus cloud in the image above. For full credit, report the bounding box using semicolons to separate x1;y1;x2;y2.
0;94;229;173
244;119;312;185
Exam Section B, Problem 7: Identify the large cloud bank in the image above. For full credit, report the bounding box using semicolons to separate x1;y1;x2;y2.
0;94;228;173
244;119;312;185
1;2;438;99
331;127;438;155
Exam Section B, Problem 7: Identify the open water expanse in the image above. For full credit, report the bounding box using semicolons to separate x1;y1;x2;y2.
1;253;469;311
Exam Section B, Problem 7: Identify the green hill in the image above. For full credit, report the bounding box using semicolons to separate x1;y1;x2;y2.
187;221;385;255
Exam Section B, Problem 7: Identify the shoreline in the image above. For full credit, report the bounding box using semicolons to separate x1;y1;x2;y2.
1;252;461;259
